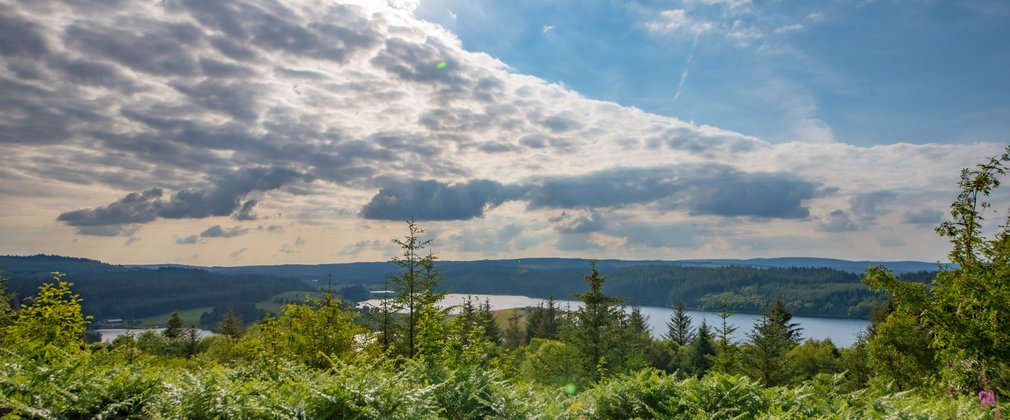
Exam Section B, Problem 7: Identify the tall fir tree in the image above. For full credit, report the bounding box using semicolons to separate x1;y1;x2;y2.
165;310;184;338
683;321;716;377
217;306;244;339
566;263;627;381
710;302;740;374
665;301;694;346
389;220;445;358
743;301;798;386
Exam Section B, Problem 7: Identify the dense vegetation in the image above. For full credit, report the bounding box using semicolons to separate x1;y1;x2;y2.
0;147;1007;418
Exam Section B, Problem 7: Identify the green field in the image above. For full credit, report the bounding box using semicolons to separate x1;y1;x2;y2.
134;306;211;327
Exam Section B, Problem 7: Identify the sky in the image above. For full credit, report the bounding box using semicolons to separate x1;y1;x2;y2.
0;0;1007;266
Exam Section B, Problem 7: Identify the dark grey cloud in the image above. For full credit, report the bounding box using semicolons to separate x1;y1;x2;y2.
526;165;821;219
200;224;249;238
58;167;306;232
172;80;264;121
234;200;258;221
58;188;164;227
78;225;140;238
902;208;944;226
176;235;199;244
678;169;819;219
172;1;380;63
525;167;681;209
0;10;48;57
63;21;203;76
361;179;524;220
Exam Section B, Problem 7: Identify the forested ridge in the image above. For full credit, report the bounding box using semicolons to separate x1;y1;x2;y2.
0;254;936;321
0;255;307;320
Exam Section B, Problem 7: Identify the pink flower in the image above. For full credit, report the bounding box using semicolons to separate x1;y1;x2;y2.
979;389;996;408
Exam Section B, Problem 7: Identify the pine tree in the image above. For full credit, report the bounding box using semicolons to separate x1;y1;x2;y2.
665;301;694;346
710;302;740;374
526;297;561;342
768;298;802;345
217;306;244;339
566;263;626;381
389;220;445;358
743;301;798;386
165;310;184;338
479;298;501;345
683;321;716;377
503;309;524;349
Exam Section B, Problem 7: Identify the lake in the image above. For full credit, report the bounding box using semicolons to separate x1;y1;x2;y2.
95;328;214;343
360;293;870;347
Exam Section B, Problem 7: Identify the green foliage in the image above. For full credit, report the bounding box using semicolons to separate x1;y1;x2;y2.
526;297;562;342
789;339;842;383
682;321;716;377
865;146;1010;396
865;312;938;390
3;273;91;356
519;339;590;388
234;298;362;369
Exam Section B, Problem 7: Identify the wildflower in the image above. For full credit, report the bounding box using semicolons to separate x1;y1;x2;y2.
979;388;996;408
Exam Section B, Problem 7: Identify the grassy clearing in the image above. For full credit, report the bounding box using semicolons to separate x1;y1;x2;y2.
134;306;211;327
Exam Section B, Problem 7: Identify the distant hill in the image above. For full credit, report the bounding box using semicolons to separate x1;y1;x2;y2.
0;255;308;321
3;254;946;320
140;256;944;282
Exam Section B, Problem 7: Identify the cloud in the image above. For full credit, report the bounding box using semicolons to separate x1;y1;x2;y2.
199;224;249;238
541;25;554;34
233;200;258;221
176;235;199;245
230;247;248;258
361;179;524;220
58;167;306;232
848;191;896;221
902;208;944;226
525;165;822;219
819;209;859;232
555;210;607;234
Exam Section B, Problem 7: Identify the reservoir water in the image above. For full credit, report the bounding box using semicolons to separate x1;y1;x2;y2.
361;293;870;347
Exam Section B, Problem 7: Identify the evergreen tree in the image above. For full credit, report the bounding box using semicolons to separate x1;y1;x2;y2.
478;298;501;345
665;301;694;346
182;325;202;358
768;298;802;345
217;306;244;339
526;297;561;342
165;310;184;338
566;263;627;381
389;220;445;358
503;309;524;349
743;302;797;386
710;302;740;374
683;321;716;377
